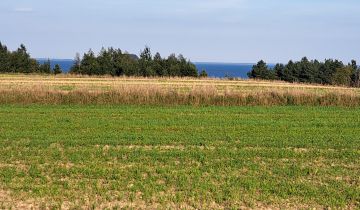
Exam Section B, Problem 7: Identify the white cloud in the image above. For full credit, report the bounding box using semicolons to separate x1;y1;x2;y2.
14;7;33;13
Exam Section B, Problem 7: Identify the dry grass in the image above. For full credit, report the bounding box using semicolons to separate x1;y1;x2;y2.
0;74;359;106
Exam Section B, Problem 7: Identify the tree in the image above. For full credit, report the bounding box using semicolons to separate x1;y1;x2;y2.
274;63;285;80
97;47;114;75
153;52;166;76
39;59;51;74
248;60;274;79
121;54;139;76
0;42;10;73
185;62;198;77
166;54;180;76
349;60;359;87
354;69;360;87
199;70;208;78
282;60;296;82
53;64;62;75
70;53;81;74
299;57;316;83
66;45;198;78
319;59;344;85
108;48;124;76
332;66;352;86
9;44;38;73
81;50;99;75
139;46;154;77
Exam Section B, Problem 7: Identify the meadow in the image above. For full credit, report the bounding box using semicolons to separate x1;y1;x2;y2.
0;74;360;106
0;75;359;209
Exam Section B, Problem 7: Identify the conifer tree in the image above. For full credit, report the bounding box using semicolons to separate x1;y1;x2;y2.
199;70;208;78
39;59;51;74
53;64;62;75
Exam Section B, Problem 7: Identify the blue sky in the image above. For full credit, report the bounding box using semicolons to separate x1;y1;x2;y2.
1;0;359;63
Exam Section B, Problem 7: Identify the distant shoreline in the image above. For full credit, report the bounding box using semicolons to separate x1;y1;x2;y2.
36;59;258;78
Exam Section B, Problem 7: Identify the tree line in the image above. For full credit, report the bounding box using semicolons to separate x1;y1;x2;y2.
0;42;62;74
248;57;360;87
0;41;202;77
69;46;199;77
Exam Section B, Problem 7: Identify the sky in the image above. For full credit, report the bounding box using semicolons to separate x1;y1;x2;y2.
0;0;359;63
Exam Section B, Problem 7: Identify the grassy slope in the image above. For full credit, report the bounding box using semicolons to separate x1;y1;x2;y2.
0;105;359;208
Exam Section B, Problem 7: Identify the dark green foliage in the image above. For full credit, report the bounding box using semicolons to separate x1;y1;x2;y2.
332;66;353;86
97;47;113;75
247;60;275;80
352;70;360;87
249;58;359;87
11;45;35;73
39;59;51;74
139;46;154;77
199;69;208;78
69;53;81;74
80;50;99;75
153;52;167;76
178;54;198;77
121;54;139;76
53;64;62;75
0;42;11;72
0;41;198;77
0;43;39;73
69;46;198;77
273;63;285;80
298;57;316;83
349;60;360;87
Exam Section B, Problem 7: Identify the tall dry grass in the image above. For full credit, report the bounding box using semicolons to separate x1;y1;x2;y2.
0;74;359;106
0;84;359;106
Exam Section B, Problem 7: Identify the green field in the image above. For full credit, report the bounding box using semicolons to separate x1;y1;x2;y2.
0;105;359;208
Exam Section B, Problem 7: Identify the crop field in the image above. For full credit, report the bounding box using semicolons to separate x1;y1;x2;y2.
0;105;359;209
1;74;360;106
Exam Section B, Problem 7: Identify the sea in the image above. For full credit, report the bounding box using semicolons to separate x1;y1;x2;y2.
38;59;262;78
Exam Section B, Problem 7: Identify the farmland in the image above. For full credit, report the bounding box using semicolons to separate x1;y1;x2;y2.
0;75;359;209
0;74;360;106
0;105;359;208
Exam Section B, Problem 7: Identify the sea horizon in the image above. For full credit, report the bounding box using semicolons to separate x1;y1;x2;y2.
37;58;273;78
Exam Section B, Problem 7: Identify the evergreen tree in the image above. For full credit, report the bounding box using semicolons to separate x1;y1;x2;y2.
10;44;38;73
66;45;198;78
274;63;285;80
110;48;125;76
282;60;295;82
248;60;274;79
186;62;198;77
39;59;51;74
199;70;208;78
349;60;359;86
97;47;114;75
121;54;139;76
153;52;166;76
70;53;81;74
299;57;316;83
0;42;10;73
166;54;180;76
139;46;154;77
81;50;99;75
53;64;62;75
332;66;352;86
